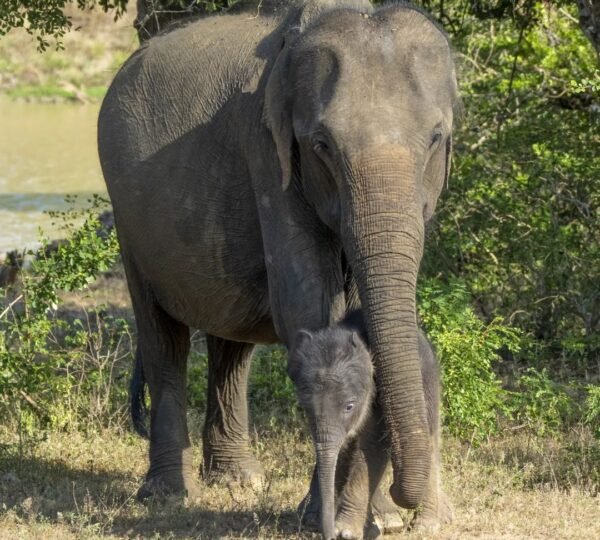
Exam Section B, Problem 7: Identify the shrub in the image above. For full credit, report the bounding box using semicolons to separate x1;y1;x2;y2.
508;368;575;435
421;2;599;372
584;385;600;439
418;278;521;443
0;197;130;432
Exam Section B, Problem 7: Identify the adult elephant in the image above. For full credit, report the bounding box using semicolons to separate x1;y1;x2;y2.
98;0;458;527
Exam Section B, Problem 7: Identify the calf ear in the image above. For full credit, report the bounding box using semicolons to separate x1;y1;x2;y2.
349;331;373;374
294;329;313;348
287;329;313;381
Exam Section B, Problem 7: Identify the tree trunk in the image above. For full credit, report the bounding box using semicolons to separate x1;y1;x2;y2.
575;0;600;56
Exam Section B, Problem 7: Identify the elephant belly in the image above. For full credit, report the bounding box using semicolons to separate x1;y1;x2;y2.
154;265;278;345
110;156;278;343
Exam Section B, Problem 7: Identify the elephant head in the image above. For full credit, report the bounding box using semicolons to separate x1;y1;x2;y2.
288;322;374;540
265;1;458;517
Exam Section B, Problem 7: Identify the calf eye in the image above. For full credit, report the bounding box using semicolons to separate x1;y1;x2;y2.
313;140;329;155
344;402;355;413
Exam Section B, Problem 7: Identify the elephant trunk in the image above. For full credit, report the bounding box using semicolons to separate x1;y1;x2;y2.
315;439;341;540
341;147;430;508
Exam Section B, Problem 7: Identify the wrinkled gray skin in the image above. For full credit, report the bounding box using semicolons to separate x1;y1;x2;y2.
97;0;458;526
289;311;452;539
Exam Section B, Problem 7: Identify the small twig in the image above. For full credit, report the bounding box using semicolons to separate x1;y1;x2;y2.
19;390;41;411
0;294;23;320
72;481;81;516
558;7;578;24
247;0;263;20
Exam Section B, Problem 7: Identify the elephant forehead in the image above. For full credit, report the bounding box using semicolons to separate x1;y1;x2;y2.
293;19;454;144
297;7;452;78
310;365;371;394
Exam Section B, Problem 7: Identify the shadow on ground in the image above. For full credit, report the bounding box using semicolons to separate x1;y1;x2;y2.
0;448;314;538
112;507;308;538
0;451;136;519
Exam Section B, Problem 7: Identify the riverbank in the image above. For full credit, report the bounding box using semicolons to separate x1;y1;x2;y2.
0;98;107;253
0;8;136;102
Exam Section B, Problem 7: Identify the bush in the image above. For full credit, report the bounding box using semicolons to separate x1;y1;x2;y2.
418;278;521;443
584;385;600;439
0;198;130;433
421;2;599;372
508;368;575;435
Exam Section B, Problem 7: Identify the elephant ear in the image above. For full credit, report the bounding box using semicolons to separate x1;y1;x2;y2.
422;133;452;222
264;31;298;192
444;135;452;190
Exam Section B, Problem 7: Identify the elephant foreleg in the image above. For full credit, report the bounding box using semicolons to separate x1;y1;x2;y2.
201;335;264;487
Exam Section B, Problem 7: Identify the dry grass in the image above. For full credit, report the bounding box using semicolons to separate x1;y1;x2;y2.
2;269;599;538
1;423;599;539
0;7;137;101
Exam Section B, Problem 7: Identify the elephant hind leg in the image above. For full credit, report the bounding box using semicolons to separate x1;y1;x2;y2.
201;335;264;487
123;256;199;502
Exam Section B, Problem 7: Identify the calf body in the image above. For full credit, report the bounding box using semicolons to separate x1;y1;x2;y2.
289;311;452;539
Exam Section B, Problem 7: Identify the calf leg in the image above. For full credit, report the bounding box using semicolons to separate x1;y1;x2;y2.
335;408;390;539
202;335;264;487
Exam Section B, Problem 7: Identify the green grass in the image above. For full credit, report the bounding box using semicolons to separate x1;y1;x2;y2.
5;84;106;100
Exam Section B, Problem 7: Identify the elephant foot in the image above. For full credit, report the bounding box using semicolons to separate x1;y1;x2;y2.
335;513;383;540
137;471;202;503
371;488;404;535
410;490;453;533
202;452;265;489
334;504;371;540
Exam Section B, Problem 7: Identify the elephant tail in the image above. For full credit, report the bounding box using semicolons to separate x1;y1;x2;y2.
130;350;150;439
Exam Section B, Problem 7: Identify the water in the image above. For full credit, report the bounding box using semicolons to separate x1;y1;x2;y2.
0;97;107;254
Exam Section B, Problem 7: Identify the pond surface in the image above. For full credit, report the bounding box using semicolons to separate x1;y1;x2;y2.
0;97;107;254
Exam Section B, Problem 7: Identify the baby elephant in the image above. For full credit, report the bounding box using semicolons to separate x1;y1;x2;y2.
288;311;452;540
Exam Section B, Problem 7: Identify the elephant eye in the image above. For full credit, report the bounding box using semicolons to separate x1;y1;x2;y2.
313;140;329;155
430;122;444;149
344;402;355;413
430;131;442;148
